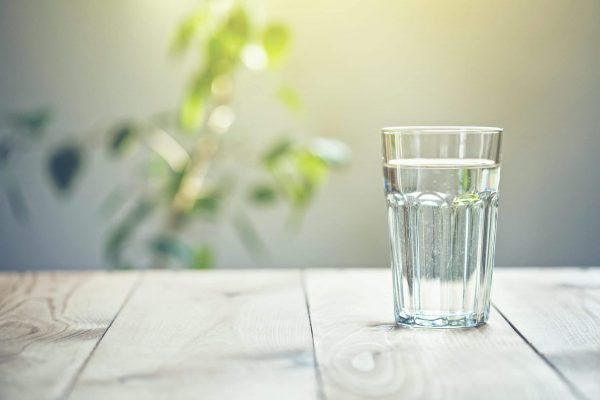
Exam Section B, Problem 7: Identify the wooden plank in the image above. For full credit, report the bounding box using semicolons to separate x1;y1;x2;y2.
68;270;318;400
493;267;600;400
0;271;138;400
305;269;576;400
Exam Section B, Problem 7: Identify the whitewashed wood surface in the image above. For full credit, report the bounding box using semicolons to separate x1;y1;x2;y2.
0;268;598;400
493;268;600;400
0;272;139;400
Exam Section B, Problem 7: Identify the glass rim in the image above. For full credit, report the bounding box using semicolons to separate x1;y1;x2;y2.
381;126;503;134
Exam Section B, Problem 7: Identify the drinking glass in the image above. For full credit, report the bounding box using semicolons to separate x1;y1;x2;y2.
382;126;503;328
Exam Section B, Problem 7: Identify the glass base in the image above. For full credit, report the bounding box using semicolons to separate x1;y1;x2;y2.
395;311;489;329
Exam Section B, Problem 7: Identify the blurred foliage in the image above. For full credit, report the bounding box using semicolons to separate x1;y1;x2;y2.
9;108;52;138
48;145;83;191
0;0;350;269
277;85;304;115
108;123;139;157
262;23;291;67
149;235;213;269
0;108;53;221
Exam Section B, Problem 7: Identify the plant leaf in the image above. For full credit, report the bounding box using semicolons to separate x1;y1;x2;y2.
192;191;221;218
171;8;210;55
290;152;328;206
192;245;214;269
47;145;83;192
149;235;193;266
249;184;278;205
261;137;338;210
180;72;213;132
226;8;250;40
277;86;303;115
204;8;250;66
460;169;470;193
149;236;215;269
262;23;291;67
220;8;250;59
108;123;138;156
263;137;293;167
180;91;205;133
9;108;52;138
297;152;328;185
453;192;480;205
105;199;154;268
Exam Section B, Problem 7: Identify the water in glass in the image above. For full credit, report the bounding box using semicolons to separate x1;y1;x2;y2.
384;158;500;327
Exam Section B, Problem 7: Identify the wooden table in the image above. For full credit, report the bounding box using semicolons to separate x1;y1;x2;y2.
1;268;598;400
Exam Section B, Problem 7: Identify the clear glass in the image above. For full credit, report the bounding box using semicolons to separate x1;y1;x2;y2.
381;126;503;328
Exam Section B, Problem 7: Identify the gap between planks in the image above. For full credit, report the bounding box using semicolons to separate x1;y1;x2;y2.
0;271;139;400
61;272;145;400
304;269;577;400
492;267;600;400
301;269;326;400
66;269;318;400
492;304;588;400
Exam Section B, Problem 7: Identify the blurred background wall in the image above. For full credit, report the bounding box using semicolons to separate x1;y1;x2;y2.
1;0;599;270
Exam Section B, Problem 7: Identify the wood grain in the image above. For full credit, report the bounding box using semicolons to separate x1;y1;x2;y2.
493;267;600;400
68;270;318;400
305;269;576;400
0;271;138;400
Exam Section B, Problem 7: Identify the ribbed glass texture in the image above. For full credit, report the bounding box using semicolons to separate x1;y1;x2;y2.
382;127;502;328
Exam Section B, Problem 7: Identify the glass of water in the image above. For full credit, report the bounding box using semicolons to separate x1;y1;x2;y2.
382;126;503;328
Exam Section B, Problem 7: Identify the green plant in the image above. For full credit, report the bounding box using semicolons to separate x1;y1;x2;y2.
0;1;350;269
